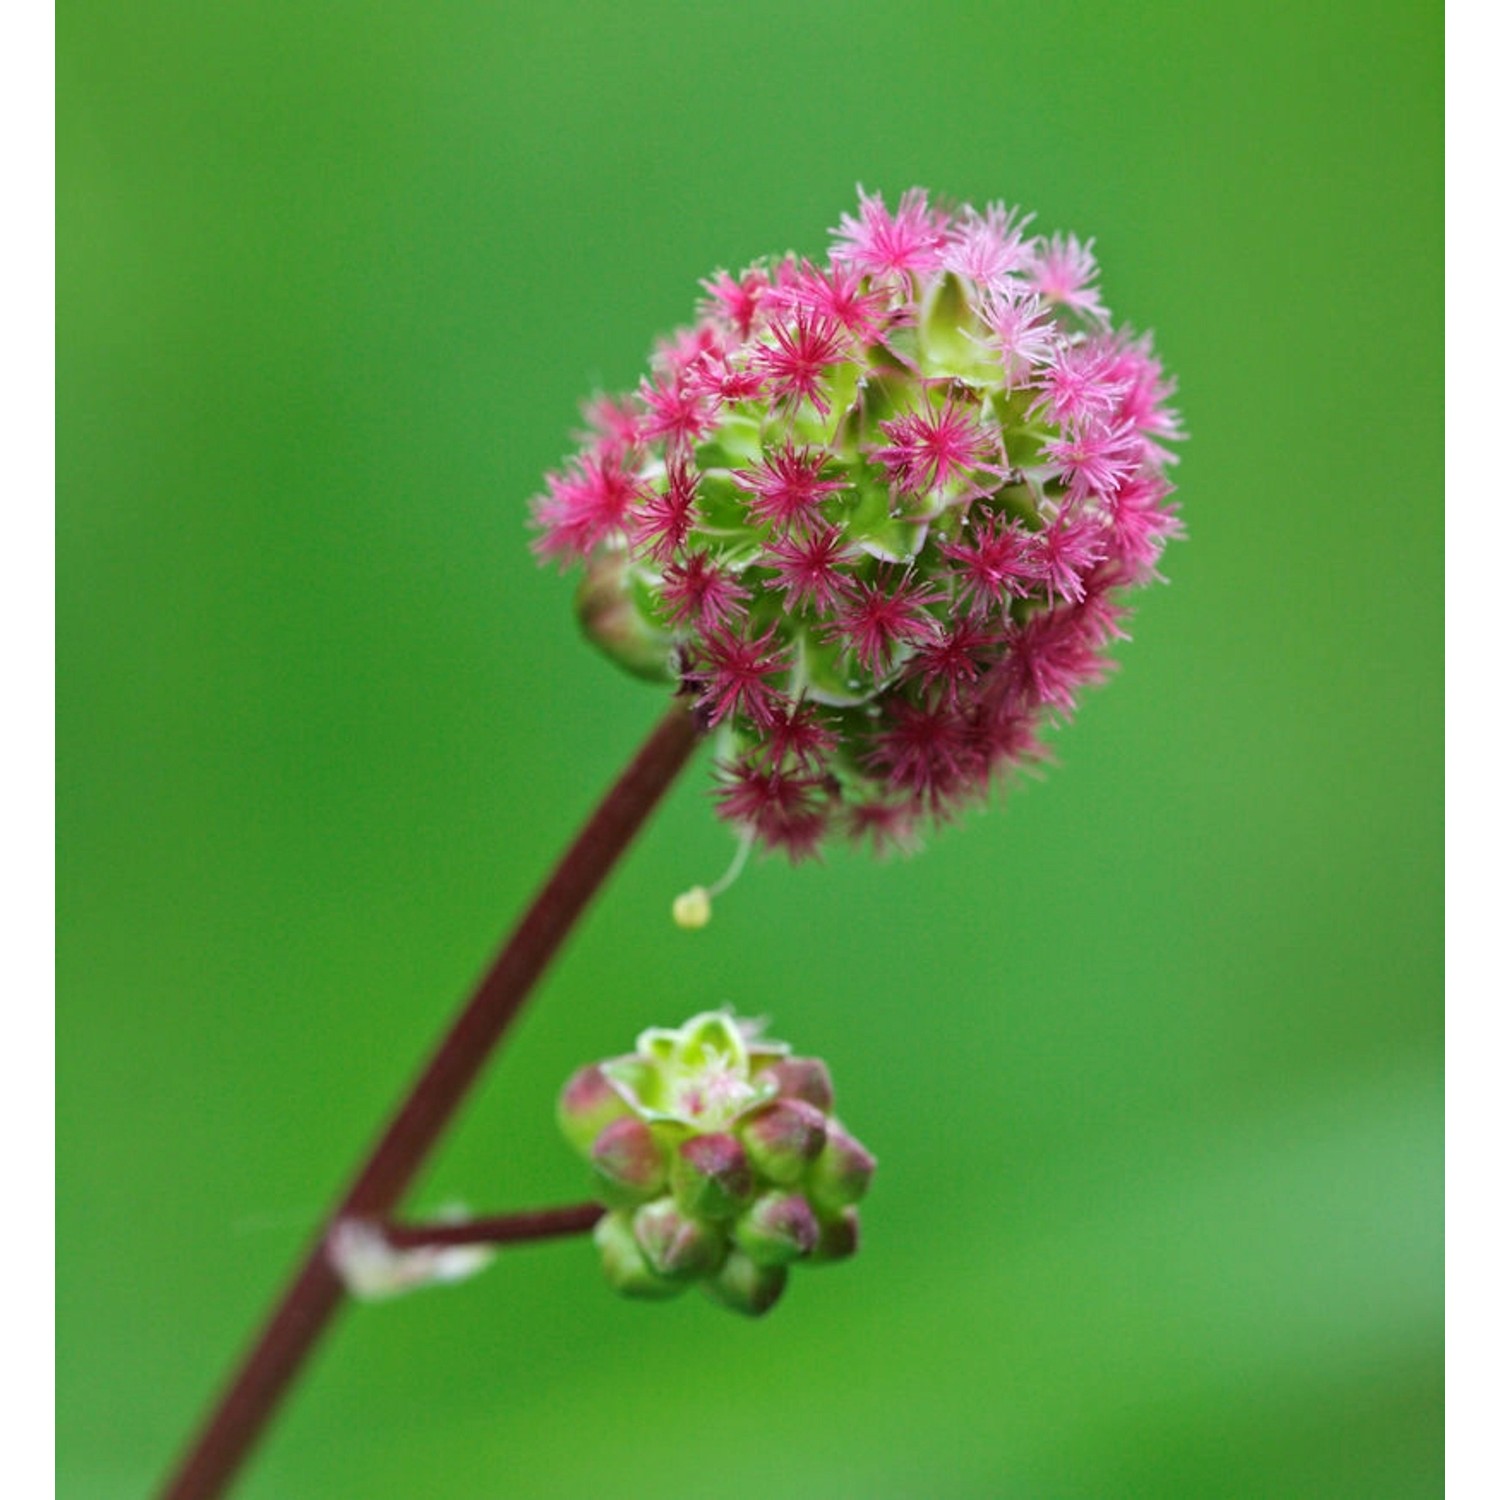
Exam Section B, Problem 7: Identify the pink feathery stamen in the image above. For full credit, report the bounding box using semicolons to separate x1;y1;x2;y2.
1029;340;1128;431
765;258;894;345
752;315;849;416
1024;514;1109;606
762;700;839;770
761;525;858;613
941;201;1032;292
638;371;717;450
996;608;1112;718
942;514;1035;616
1099;330;1185;462
871;396;999;499
831;571;940;673
976;291;1059;388
1101;470;1183;582
907;615;999;702
699;267;771;343
1042;420;1141;498
690;624;787;728
633;455;700;563
659;551;750;631
733;443;846;533
533;451;647;561
652;322;724;377
865;697;979;809
579;393;647;458
684;353;766;406
715;760;829;861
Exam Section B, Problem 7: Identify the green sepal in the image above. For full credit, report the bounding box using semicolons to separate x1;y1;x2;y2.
808;1207;860;1265
919;273;990;383
733;1190;820;1268
740;1098;828;1185
590;1116;668;1205
594;1210;686;1301
632;1199;727;1281
671;1132;755;1221
792;624;876;708
806;1119;876;1210
557;1063;632;1158
700;1249;788;1318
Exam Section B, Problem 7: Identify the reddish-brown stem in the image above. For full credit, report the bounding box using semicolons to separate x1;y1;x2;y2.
160;701;700;1500
382;1202;605;1251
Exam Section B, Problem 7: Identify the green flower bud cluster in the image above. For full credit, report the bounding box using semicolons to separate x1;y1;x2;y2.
558;1011;874;1316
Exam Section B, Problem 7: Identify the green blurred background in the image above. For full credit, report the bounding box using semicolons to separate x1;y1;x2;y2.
58;1;1443;1495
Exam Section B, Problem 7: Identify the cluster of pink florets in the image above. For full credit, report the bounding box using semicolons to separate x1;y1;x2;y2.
533;189;1183;859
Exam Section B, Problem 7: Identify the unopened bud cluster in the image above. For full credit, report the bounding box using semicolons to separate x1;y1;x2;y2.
558;1011;874;1316
534;187;1183;859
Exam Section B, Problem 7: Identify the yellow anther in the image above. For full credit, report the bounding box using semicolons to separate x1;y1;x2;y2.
671;885;713;930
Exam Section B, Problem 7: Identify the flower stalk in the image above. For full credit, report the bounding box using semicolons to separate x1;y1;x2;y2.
382;1203;606;1251
160;701;700;1500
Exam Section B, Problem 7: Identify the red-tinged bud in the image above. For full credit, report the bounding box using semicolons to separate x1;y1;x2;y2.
734;1191;820;1268
807;1119;877;1210
563;1011;875;1315
632;1200;726;1281
761;1056;834;1113
671;1132;754;1221
701;1248;788;1318
809;1206;860;1265
576;551;673;683
590;1116;667;1204
557;1063;630;1157
593;1210;684;1300
740;1098;827;1185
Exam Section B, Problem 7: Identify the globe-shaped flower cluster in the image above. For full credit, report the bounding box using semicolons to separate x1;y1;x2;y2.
558;1011;874;1316
534;188;1183;858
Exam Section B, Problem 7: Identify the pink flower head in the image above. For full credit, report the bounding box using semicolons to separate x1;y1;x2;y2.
976;291;1058;389
699;267;771;344
1042;420;1141;499
1025;233;1108;321
1024;512;1109;606
579;393;647;458
941;201;1033;293
907;614;999;703
865;697;981;812
943;513;1035;616
764;258;895;345
532;452;647;561
1097;329;1185;464
531;189;1185;860
638;370;717;451
715;760;830;861
831;188;948;287
632;454;700;563
1030;339;1128;431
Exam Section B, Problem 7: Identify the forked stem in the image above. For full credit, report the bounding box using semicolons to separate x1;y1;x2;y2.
382;1202;605;1251
161;701;700;1499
